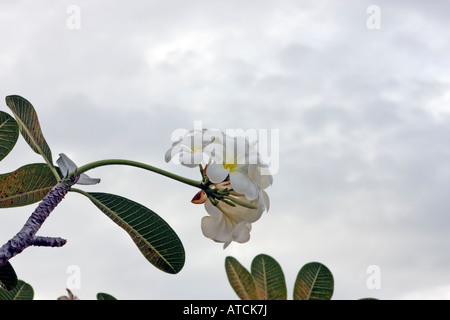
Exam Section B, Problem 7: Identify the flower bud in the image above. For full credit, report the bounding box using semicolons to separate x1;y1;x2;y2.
191;190;207;204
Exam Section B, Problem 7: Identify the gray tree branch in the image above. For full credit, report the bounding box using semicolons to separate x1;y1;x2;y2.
0;174;79;267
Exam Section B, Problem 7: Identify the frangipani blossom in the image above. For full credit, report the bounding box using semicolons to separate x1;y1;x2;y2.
165;130;214;168
166;127;273;248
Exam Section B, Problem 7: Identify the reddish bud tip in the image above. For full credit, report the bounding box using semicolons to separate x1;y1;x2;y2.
191;190;207;204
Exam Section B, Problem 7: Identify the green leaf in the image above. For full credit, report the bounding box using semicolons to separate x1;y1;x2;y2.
97;292;117;300
0;262;18;291
251;254;287;300
0;111;19;162
5;95;56;176
81;192;185;274
0;163;57;208
293;262;334;300
0;280;34;300
225;256;259;300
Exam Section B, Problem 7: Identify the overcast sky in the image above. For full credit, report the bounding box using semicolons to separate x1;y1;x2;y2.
1;0;450;300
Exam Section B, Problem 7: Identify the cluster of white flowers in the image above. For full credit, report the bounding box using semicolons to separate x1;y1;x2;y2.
166;129;272;248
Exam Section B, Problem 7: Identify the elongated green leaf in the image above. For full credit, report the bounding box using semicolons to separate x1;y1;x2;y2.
293;262;334;300
225;256;259;300
0;262;18;291
82;192;185;274
0;163;57;208
5;95;55;171
251;254;287;300
0;280;34;300
97;292;117;300
0;111;19;162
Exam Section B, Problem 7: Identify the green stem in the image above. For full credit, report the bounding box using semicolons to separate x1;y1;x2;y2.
73;159;203;189
70;187;90;198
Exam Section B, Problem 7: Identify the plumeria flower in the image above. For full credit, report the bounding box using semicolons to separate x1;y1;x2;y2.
167;127;273;248
165;129;216;168
56;153;100;185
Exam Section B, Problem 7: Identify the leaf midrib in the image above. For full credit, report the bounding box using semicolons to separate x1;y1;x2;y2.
305;265;321;300
0;186;53;203
228;261;252;300
13;283;26;300
260;259;269;300
6;97;58;179
0;118;12;130
9;108;49;164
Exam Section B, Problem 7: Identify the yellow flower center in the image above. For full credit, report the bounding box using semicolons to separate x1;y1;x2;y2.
190;144;203;153
223;163;237;172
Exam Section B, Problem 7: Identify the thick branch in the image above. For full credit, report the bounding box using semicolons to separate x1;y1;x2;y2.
0;175;78;267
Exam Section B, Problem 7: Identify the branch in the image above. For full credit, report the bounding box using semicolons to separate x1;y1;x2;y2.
0;174;79;267
32;236;67;247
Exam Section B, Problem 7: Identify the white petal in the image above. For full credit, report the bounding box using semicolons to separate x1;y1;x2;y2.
77;174;101;185
248;164;273;189
164;146;175;163
206;163;230;183
56;153;77;175
203;129;225;145
229;170;251;195
204;198;222;218
260;173;273;189
223;241;231;249
201;216;231;244
244;182;259;201
231;221;251;244
262;190;270;212
180;135;196;151
202;201;234;244
180;150;203;167
164;143;187;163
203;142;225;163
56;153;100;185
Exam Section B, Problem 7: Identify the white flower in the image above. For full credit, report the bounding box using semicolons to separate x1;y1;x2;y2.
56;153;100;185
167;127;274;248
165;130;215;168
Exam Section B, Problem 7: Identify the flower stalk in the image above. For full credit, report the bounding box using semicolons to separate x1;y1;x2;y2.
74;159;204;189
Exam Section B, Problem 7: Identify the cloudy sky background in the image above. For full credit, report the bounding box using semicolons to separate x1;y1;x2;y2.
1;0;449;300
